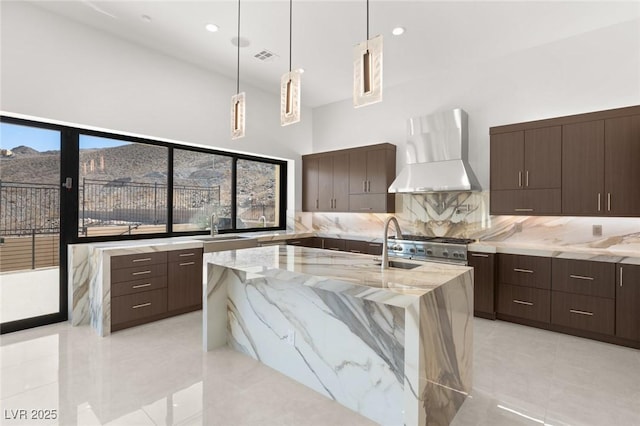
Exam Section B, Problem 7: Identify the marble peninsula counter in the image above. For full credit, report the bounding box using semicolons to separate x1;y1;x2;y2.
204;245;473;426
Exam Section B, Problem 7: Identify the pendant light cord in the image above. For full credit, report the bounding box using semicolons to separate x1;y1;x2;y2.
289;0;292;72
236;0;241;94
366;0;369;41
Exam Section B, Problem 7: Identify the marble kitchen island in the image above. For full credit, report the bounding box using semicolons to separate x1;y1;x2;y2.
204;245;473;426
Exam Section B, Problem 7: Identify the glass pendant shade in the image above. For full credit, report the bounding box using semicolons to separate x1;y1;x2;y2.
231;92;246;139
353;34;383;108
280;69;301;126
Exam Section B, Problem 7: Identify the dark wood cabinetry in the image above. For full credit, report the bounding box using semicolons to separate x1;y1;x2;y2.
468;252;496;319
167;248;203;313
551;259;615;336
286;237;322;248
616;264;640;342
491;105;640;217
497;254;551;324
345;240;383;255
111;247;203;332
490;126;561;215
348;145;396;213
302;143;396;213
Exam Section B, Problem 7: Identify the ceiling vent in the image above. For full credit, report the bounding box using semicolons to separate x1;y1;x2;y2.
254;50;279;62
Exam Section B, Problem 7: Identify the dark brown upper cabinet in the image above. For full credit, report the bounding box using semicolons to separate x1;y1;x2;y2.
490;126;561;214
302;143;396;213
491;105;640;217
563;115;640;216
302;153;349;212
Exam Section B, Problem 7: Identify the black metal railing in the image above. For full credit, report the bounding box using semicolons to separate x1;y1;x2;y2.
0;180;60;236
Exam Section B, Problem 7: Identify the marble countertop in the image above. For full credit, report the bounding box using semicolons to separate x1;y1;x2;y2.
204;245;471;307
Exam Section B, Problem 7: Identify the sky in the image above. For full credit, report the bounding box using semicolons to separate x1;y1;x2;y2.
0;122;129;152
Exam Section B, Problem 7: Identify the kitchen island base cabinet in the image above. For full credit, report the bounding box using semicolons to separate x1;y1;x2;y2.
167;248;203;312
111;289;168;332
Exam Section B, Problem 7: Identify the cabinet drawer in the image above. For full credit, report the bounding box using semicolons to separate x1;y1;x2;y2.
111;252;167;270
499;254;551;289
551;291;614;335
168;248;203;263
349;193;394;213
322;238;346;251
552;258;615;298
111;263;166;284
111;289;167;325
497;284;550;323
112;275;167;298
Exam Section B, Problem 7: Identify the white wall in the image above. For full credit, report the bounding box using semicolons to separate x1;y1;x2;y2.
0;1;312;212
312;19;640;189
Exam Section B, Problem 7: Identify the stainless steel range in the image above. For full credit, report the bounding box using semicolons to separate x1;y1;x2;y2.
387;235;475;265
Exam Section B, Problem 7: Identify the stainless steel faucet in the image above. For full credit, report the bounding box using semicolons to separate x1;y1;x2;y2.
381;216;402;270
210;212;218;236
259;215;267;227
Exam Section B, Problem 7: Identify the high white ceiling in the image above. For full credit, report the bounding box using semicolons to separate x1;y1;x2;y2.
29;1;640;108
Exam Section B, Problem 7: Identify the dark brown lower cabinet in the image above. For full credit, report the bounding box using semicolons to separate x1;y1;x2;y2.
468;252;496;319
111;289;168;328
322;238;347;251
616;264;640;342
551;291;614;335
286;237;322;248
497;284;550;323
345;240;383;255
168;248;203;312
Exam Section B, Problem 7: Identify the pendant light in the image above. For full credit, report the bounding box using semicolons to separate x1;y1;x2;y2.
231;0;245;139
280;0;301;126
353;0;382;108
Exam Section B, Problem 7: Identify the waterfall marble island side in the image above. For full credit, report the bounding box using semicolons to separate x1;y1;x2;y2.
204;246;473;426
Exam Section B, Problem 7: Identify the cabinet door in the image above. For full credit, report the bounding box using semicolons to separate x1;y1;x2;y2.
523;126;561;189
499;254;551;289
562;120;605;215
167;254;203;312
616;264;640;341
551;258;614;299
490;131;524;190
317;156;334;211
302;158;319;212
366;149;390;193
490;189;560;215
349;151;367;194
468;252;495;317
605;114;640;216
332;153;350;211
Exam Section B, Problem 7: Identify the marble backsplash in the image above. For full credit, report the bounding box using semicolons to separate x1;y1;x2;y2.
293;191;640;251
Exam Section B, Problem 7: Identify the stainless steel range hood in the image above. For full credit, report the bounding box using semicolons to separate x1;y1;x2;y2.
388;108;481;193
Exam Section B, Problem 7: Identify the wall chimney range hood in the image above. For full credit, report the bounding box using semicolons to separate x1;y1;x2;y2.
388;108;481;193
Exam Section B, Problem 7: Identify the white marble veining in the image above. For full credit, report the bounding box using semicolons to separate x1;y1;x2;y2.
204;245;473;425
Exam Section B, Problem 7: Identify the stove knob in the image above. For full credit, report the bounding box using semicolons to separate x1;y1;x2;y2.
426;249;433;255
394;245;403;251
442;250;449;257
459;252;466;259
409;248;416;254
452;252;459;258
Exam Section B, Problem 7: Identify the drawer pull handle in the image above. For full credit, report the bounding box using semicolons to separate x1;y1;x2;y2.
179;261;195;266
179;253;195;257
620;266;623;287
132;258;152;263
360;207;372;210
132;302;151;309
569;309;594;316
368;243;380;247
132;283;151;289
132;270;151;276
514;208;534;212
471;253;489;258
513;299;533;306
350;250;361;253
289;241;301;244
514;268;533;273
569;274;594;281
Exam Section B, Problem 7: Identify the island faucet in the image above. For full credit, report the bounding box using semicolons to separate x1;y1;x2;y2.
210;212;218;236
381;216;402;270
259;215;267;228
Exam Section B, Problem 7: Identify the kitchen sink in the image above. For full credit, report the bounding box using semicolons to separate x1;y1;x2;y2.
194;235;258;252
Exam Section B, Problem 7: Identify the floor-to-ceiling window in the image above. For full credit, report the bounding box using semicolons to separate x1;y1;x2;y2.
0;115;287;333
0;121;65;331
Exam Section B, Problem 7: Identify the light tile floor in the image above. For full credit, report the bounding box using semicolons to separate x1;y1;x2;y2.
1;313;639;425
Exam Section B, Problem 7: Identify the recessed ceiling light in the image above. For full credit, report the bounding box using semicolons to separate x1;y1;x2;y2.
205;23;219;33
141;14;152;23
392;27;405;36
299;68;305;73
